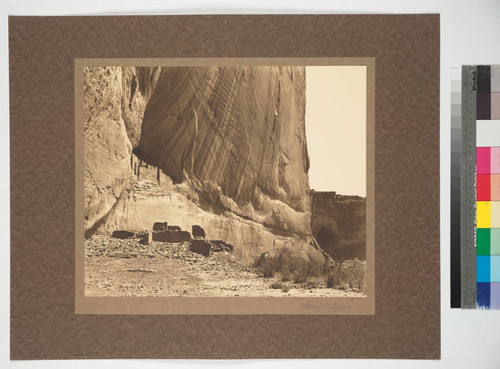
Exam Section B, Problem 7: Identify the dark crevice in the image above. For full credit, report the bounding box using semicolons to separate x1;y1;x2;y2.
129;75;137;109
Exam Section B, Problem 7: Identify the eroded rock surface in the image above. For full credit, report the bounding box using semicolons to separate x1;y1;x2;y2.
134;66;311;235
311;191;366;261
84;67;161;237
84;66;325;265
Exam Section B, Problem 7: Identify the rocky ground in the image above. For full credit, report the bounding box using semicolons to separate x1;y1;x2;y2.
85;236;365;297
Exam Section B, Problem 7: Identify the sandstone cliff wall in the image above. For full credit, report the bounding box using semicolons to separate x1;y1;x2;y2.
134;66;311;235
311;191;366;261
84;66;322;264
100;179;324;264
83;67;160;236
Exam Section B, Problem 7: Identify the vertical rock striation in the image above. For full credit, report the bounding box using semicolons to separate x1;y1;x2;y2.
83;67;160;236
84;66;324;264
134;66;311;236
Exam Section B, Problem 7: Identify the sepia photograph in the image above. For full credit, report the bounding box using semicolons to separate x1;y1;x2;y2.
80;61;372;305
9;11;444;359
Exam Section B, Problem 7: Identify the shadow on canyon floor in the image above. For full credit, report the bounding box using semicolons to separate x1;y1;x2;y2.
85;236;366;298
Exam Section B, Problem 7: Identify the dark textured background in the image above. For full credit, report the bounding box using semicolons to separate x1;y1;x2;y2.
9;14;440;359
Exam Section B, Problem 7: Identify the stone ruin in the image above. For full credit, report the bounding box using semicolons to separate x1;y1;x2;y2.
111;230;151;245
111;222;235;258
189;239;233;257
192;225;206;238
152;222;168;232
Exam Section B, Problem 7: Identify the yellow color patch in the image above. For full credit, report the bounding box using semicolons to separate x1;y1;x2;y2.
477;201;491;228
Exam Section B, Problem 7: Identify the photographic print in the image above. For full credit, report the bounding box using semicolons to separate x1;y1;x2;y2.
11;15;440;359
78;59;374;314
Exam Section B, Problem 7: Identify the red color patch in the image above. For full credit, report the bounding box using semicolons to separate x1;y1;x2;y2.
477;174;491;201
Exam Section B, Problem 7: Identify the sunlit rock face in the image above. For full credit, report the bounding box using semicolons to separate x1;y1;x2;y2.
84;66;325;264
83;67;161;236
311;191;366;261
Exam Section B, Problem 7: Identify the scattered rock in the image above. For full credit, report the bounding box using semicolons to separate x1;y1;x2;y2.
192;225;206;238
190;239;212;257
111;230;135;239
125;268;156;273
153;222;168;232
153;230;191;243
108;252;137;258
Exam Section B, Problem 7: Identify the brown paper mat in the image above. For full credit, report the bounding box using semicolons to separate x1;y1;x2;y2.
10;14;440;359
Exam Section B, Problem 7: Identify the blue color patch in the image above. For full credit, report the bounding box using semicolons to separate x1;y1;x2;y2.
477;282;491;308
477;255;491;282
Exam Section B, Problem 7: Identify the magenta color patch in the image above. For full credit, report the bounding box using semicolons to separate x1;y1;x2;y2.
477;147;491;174
492;147;500;174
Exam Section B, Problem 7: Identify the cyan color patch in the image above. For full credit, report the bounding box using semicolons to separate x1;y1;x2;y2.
491;256;500;282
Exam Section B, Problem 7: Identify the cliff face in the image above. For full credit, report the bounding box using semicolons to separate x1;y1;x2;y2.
311;191;366;261
83;67;161;236
84;66;322;264
135;66;311;235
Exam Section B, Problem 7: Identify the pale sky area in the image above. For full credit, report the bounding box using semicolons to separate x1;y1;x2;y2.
305;66;366;197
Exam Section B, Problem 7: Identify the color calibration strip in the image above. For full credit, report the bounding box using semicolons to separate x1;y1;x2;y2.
475;65;500;309
451;65;500;309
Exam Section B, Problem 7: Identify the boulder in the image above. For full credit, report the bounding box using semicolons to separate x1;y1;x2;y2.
153;222;168;232
111;230;135;239
192;225;206;238
167;225;182;231
255;252;271;266
152;230;191;243
189;239;212;257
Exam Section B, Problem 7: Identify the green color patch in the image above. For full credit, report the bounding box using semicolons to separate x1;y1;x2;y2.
477;228;491;255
